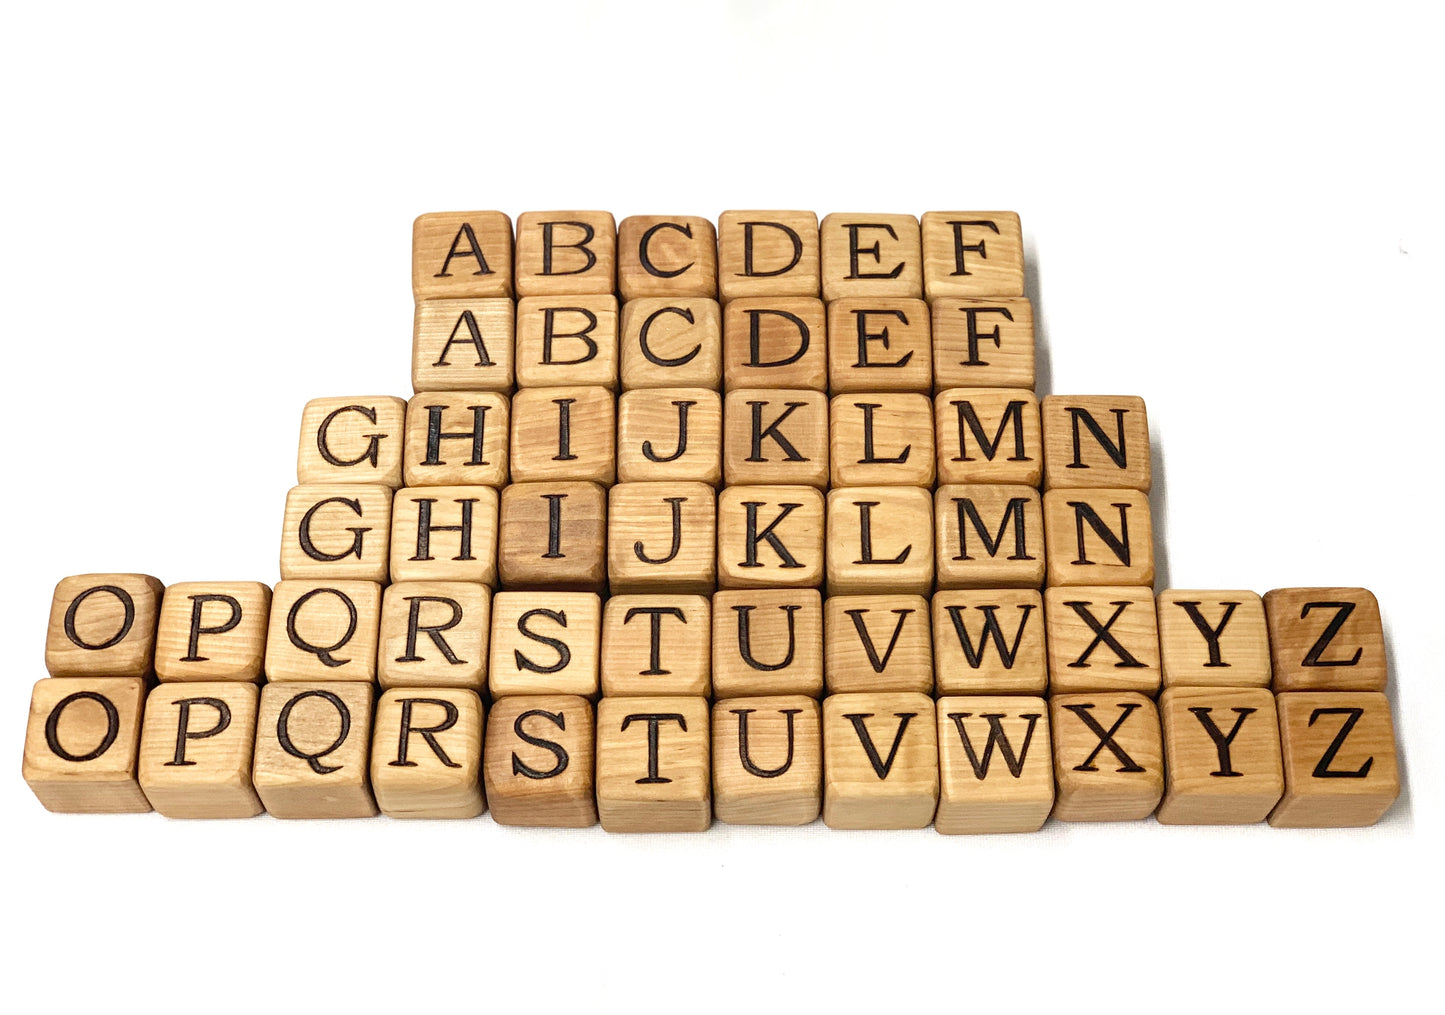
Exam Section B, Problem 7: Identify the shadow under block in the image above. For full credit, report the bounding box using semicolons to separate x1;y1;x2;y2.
1041;395;1151;493
1042;487;1154;587
412;298;515;393
509;386;616;486
1269;691;1399;828
370;688;485;819
724;387;829;487
934;484;1045;589
920;211;1025;300
45;573;164;679
412;210;514;300
499;481;607;592
827;298;932;394
484;694;598;827
932;589;1047;696
823;692;939;829
389;486;500;586
297;396;408;488
154;582;271;682
253;681;377;818
617;387;722;485
717;484;825;589
1050;691;1164;821
826;486;935;595
723;297;827;391
1156;687;1283;825
717;210;821;302
1158;590;1271;689
824;594;932;694
488;592;602;699
280;484;393;583
515;295;619;390
1264;587;1387;692
829;393;936;487
819;213;923;301
712;696;822;826
936;696;1054;834
1045;586;1161;696
402;391;509;488
712;588;824;698
514;210;616;297
596;695;711;832
602;594;711;697
24;677;150;813
932;297;1035;391
618;215;718;301
607;482;717;594
935;389;1042;487
265;580;382;683
619;298;722;391
138;682;263;818
377;581;490;691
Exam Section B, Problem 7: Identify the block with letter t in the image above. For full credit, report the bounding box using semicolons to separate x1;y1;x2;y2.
921;211;1025;300
1042;487;1154;587
412;210;513;299
596;695;711;832
370;687;485;819
1041;395;1151;492
602;594;711;697
297;396;408;489
45;572;164;679
514;210;616;297
936;696;1054;834
717;209;820;302
819;212;923;301
484;694;598;827
618;214;718;300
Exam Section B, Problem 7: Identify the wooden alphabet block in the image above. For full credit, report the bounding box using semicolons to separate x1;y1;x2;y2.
1045;586;1160;696
402;391;509;488
824;594;932;694
370;688;485;819
607;481;717;594
717;210;820;302
1264;587;1387;692
921;211;1025;300
1158;590;1271;689
45;573;164;679
723;297;828;391
23;677;150;813
601;594;711;697
717;484;825;589
1269;691;1399;828
618;215;718;300
412;210;513;299
712;696;821;825
935;389;1042;487
280;484;393;583
713;588;823;697
499;481;607;592
1042;487;1154;587
137;681;263;818
389;485;499;585
619;298;722;391
932;589;1047;696
1156;687;1283;825
412;298;514;393
265;580;382;683
932;297;1035;391
253;681;377;818
936;696;1054;834
1041;395;1151;492
514;210;616;297
827;298;932;394
596;695;711;832
829;392;935;487
297;396;408;488
822;692;939;829
488;592;601;699
819;213;923;301
377;581;490;691
724;387;829;487
1050;691;1163;821
154;581;270;682
515;295;619;390
509;386;615;486
826;486;934;595
483;694;598;827
934;483;1045;589
617;387;722;485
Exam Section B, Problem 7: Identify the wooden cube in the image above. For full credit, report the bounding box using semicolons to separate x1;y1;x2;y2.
510;386;615;485
601;594;711;697
617;387;722;485
489;592;601;699
23;677;149;813
1041;395;1151;492
827;298;932;394
723;297;827;391
936;696;1054;834
45;573;164;679
515;295;619;390
297;396;408;488
932;297;1035;391
717;484;824;589
824;594;932;694
935;389;1042;487
823;691;939;829
483;694;598;827
370;688;485;819
921;211;1025;300
265;580;382;684
934;484;1045;589
1050;691;1163;821
717;210;820;302
412;210;513;299
713;696;821;825
619;298;722;391
618;214;718;300
499;481;607;592
1157;687;1283;825
829;392;935;487
389;486;499;585
724;387;829;488
402;391;509;488
1269;691;1400;828
253;681;377;818
1042;487;1154;587
280;484;393;583
826;486;934;595
607;482;717;594
514;210;616;297
820;213;922;301
1045;586;1160;696
412;298;514;393
713;588;823;697
933;589;1047;696
137;681;263;818
1158;590;1271;689
377;581;490;691
154;581;270;682
1265;587;1387;692
596;695;711;832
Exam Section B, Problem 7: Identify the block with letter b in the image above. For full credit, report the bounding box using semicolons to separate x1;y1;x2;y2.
1050;691;1163;821
1269;691;1399;828
619;298;722;391
510;386;616;486
412;298;514;393
712;696;822;826
607;481;717;594
934;483;1045;589
1157;687;1283;825
154;581;271;682
23;677;150;813
515;295;619;390
1045;586;1160;696
389;486;499;586
514;210;616;297
712;589;823;698
412;210;513;300
935;389;1042;487
1264;587;1387;692
827;298;932;394
137;681;263;818
617;387;722;485
484;694;598;827
377;581;490;691
824;594;932;695
936;697;1054;834
488;591;602;699
724;387;829;488
717;484;825;589
717;209;821;302
370;688;485;819
1041;395;1151;492
819;212;923;301
723;297;827;391
253;681;377;818
932;589;1047;696
618;214;718;300
823;692;939;829
921;211;1025;300
279;484;393;583
932;297;1035;391
265;580;382;684
297;396;408;488
825;486;934;595
602;594;711;697
1042;487;1154;587
402;391;509;489
1158;590;1271;689
596;695;711;832
829;393;935;488
499;481;607;592
45;573;164;679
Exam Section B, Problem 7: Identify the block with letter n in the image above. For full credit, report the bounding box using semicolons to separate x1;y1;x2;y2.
1042;486;1154;587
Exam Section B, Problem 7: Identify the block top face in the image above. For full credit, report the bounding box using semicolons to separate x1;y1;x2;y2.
618;215;719;300
935;388;1042;487
510;386;616;486
1265;587;1387;692
1042;395;1151;493
413;211;514;299
412;298;515;394
932;588;1047;696
488;591;602;699
252;680;377;819
723;297;828;391
717;484;826;589
1157;686;1283;825
280;484;394;584
826;486;935;596
717;210;821;301
921;211;1024;300
297;396;408;488
724;387;830;488
154;581;271;682
712;695;822;827
822;691;940;830
619;298;723;391
595;694;712;832
45;573;164;679
934;483;1046;590
617;387;723;486
824;593;933;695
932;297;1035;391
403;391;509;489
1045;585;1161;696
602;593;712;697
1042;487;1155;588
826;298;932;394
819;213;923;301
514;210;617;297
265;580;383;683
1157;590;1271;689
1269;690;1399;828
515;295;619;390
24;676;150;814
829;392;936;488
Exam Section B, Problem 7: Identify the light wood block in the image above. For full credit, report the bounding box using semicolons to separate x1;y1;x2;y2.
412;298;515;393
138;681;263;818
724;387;829;487
1041;395;1151;492
932;589;1047;696
1050;691;1163;821
820;213;922;301
297;396;408;488
934;483;1045;589
717;210;820;301
1045;586;1160;696
921;211;1025;300
1265;587;1387;692
824;594;932;694
617;387;722;485
1042;487;1154;587
1158;590;1271;689
932;297;1035;391
378;581;490;691
45;573;164;679
596;695;711;832
154;581;270;682
515;295;619;390
723;297;827;391
402;391;509;488
389;486;499;585
713;588;823;698
265;580;382;683
499;481;607;592
826;486;934;595
717;484;825;589
514;210;616;297
1157;686;1283;825
253;681;377;818
483;694;598;827
827;298;932;394
370;688;485;819
1269;691;1399;828
23;677;150;813
936;696;1054;834
618;215;718;300
607;481;717;594
935;389;1042;487
602;594;711;697
823;691;939;829
509;386;615;485
412;211;513;300
488;591;601;699
619;298;722;391
829;392;935;487
279;484;393;583
713;696;821;825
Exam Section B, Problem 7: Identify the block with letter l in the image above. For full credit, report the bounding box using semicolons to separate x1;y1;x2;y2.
826;486;934;595
829;392;935;488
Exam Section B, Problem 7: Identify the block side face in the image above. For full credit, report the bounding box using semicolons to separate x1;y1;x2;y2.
1049;692;1163;821
23;677;151;813
252;681;377;819
45;573;164;679
138;681;262;818
1158;590;1271;689
1269;691;1399;827
483;695;598;828
595;696;711;832
370;688;485;819
1157;687;1282;825
712;696;822;826
1264;587;1387;692
932;589;1048;696
935;696;1054;834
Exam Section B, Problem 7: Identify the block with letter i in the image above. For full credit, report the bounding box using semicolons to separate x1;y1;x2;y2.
297;396;408;489
265;580;382;684
1042;487;1154;587
23;677;149;813
596;696;711;832
1050;692;1163;821
823;692;938;829
607;482;717;594
1041;395;1150;492
370;688;485;819
1269;691;1399;828
717;484;825;589
499;481;607;592
819;213;923;301
1264;587;1387;692
936;697;1053;834
932;297;1035;391
723;297;827;391
1158;590;1271;689
712;589;823;699
712;697;821;826
829;393;935;488
153;582;270;682
827;298;932;395
138;682;263;818
935;389;1042;487
1156;687;1282;825
280;484;393;583
934;484;1045;589
412;298;514;393
377;581;490;692
252;681;377;818
1045;586;1160;696
402;392;509;488
510;386;616;486
602;594;711;697
616;387;722;485
515;295;619;390
389;485;499;586
724;387;829;488
617;215;718;300
488;592;601;699
45;573;164;679
717;210;821;302
412;210;513;300
921;211;1025;300
619;298;722;391
514;210;616;297
932;590;1047;696
484;695;598;827
824;594;932;694
825;486;934;595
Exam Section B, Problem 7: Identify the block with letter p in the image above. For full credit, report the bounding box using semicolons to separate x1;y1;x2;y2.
138;681;263;818
154;581;270;682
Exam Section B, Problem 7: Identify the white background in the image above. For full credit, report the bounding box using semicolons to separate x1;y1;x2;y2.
2;2;1440;1010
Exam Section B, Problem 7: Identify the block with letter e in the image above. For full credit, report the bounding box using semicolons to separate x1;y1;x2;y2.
936;696;1053;834
827;298;932;395
23;676;149;813
596;695;711;832
823;692;938;829
138;681;263;818
712;696;821;826
370;688;485;819
484;694;598;827
45;573;164;679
